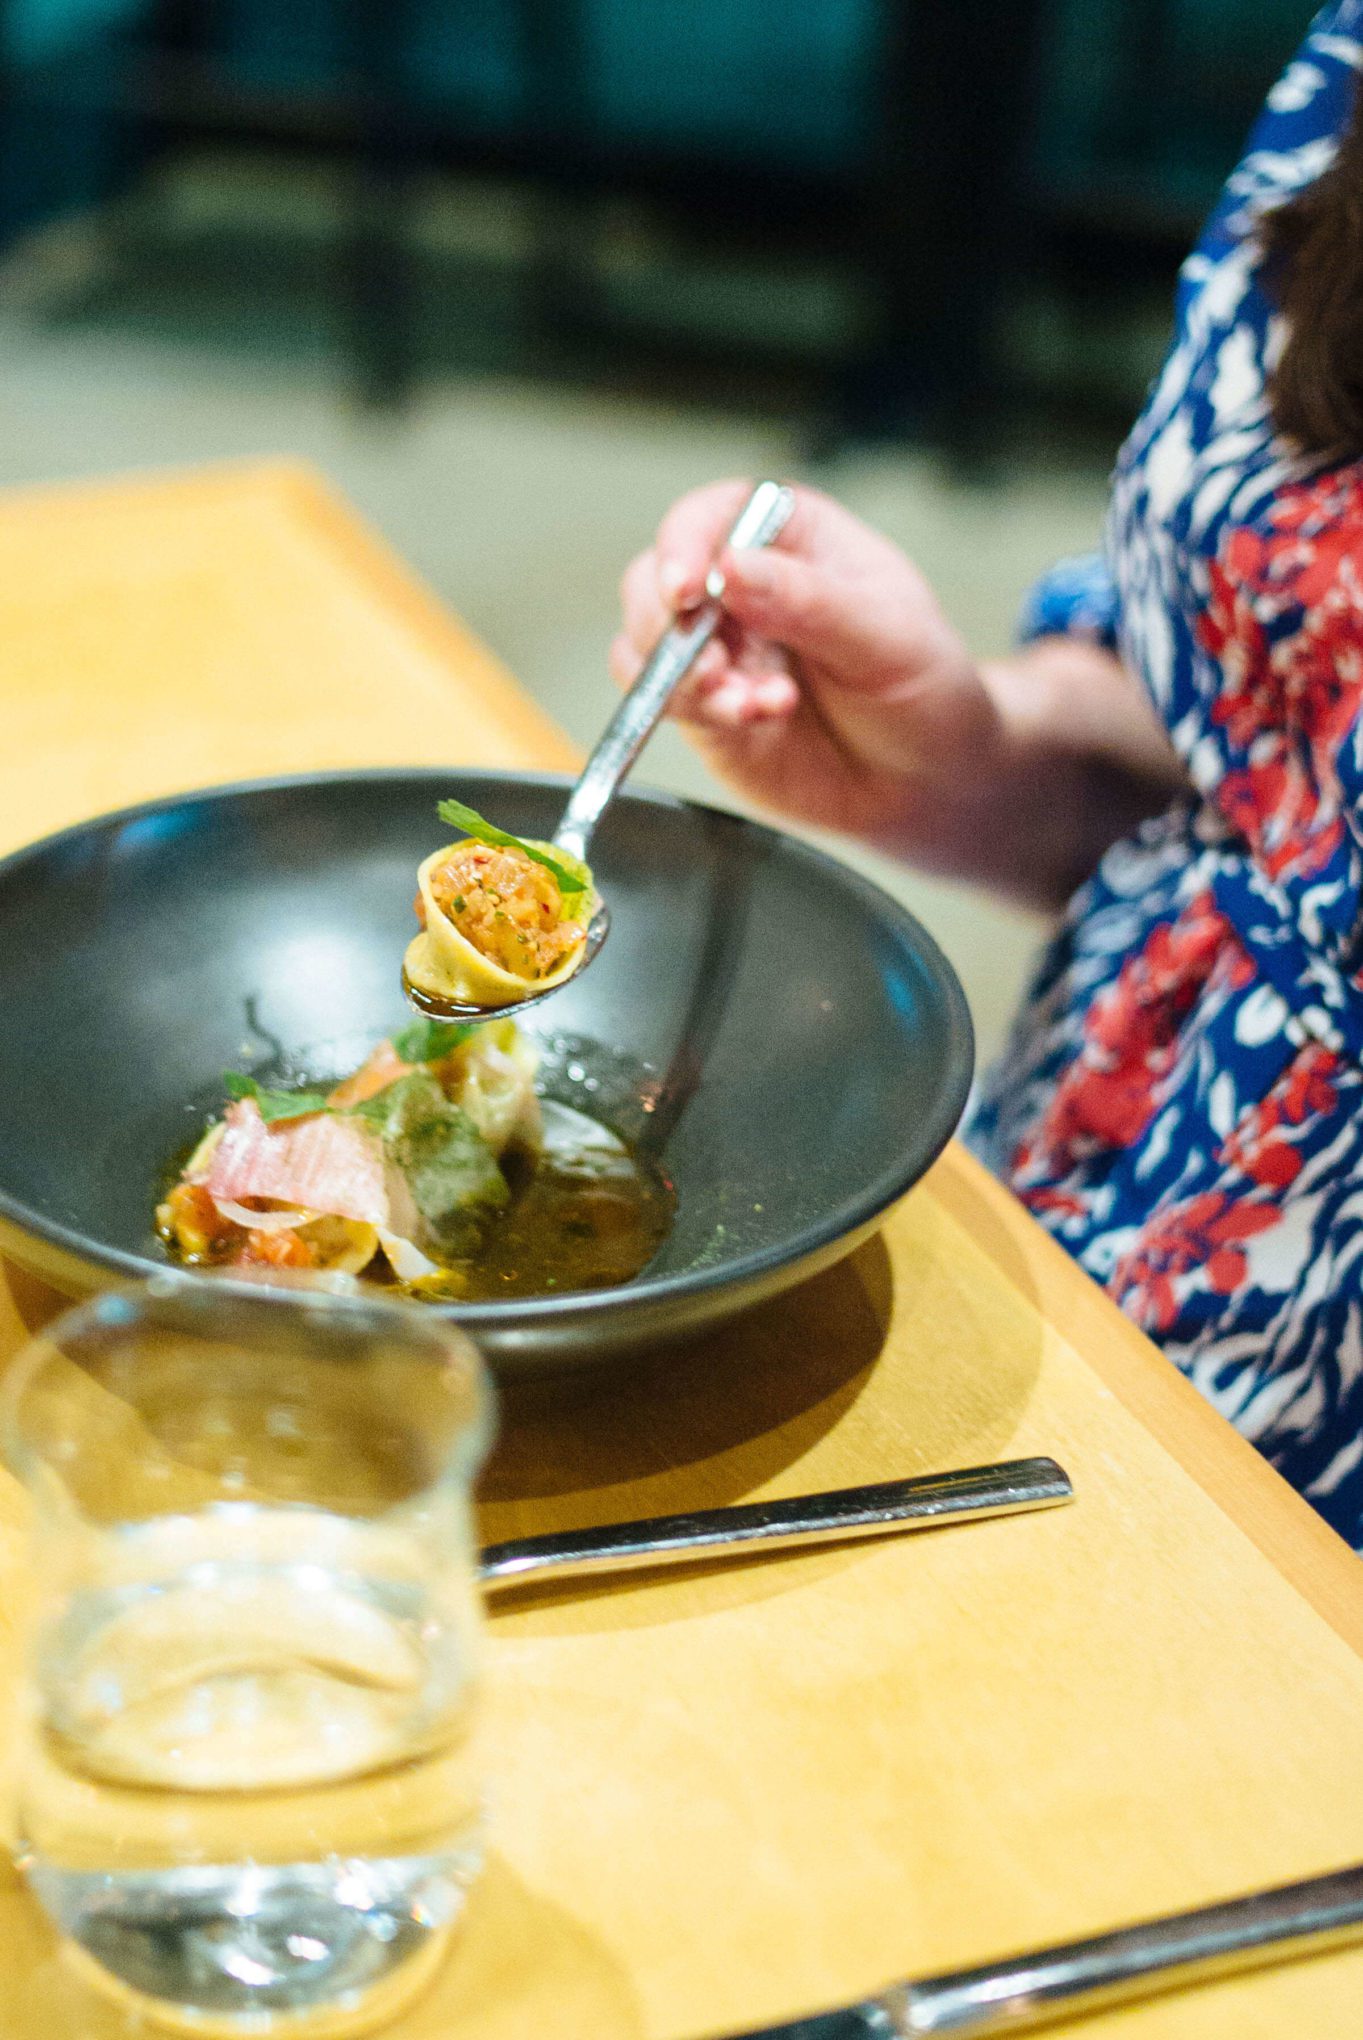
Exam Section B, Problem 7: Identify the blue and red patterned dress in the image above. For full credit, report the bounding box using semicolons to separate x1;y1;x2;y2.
969;2;1363;1550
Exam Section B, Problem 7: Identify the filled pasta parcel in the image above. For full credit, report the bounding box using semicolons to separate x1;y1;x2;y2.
405;798;595;1010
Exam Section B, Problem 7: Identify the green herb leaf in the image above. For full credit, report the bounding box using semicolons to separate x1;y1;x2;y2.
436;798;587;896
391;1017;474;1064
223;1073;332;1123
345;1087;401;1128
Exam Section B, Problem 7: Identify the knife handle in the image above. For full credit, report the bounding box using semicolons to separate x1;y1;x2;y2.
891;1863;1363;2035
478;1457;1072;1592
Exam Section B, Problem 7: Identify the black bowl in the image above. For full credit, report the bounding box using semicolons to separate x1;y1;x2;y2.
0;770;972;1372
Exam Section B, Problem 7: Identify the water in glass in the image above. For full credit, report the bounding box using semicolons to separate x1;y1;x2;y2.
3;1279;493;2032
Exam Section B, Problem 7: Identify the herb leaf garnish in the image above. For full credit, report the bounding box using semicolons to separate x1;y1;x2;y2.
436;798;586;896
391;1018;474;1064
225;1025;477;1126
223;1073;332;1123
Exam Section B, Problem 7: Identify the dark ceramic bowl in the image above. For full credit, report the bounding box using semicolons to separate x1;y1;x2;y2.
0;770;972;1372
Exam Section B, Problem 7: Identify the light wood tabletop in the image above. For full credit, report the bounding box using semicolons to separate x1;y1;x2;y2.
0;462;1361;2039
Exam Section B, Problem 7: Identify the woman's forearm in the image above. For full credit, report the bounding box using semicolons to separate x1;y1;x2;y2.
870;637;1191;913
979;637;1190;909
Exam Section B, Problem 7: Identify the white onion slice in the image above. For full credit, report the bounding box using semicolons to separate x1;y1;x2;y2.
213;1204;381;1279
211;1199;439;1287
211;1198;316;1233
378;1230;442;1282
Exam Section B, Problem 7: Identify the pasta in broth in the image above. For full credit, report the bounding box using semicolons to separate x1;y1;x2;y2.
156;1018;672;1302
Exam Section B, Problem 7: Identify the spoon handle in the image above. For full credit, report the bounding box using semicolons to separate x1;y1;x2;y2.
478;1458;1072;1591
554;480;795;862
892;1862;1363;2034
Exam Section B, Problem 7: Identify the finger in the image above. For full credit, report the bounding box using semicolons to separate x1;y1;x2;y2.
742;671;800;718
607;633;643;691
654;479;757;609
618;549;672;656
672;664;799;731
652;478;883;613
658;479;853;597
662;642;731;721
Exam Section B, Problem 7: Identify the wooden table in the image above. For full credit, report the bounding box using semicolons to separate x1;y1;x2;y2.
0;462;1361;2039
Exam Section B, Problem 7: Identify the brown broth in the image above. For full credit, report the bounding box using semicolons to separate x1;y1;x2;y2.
448;1101;673;1299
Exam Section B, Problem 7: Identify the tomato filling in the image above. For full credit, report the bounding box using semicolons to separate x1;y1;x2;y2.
423;841;581;981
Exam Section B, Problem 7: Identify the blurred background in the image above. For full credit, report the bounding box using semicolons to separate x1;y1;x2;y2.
0;0;1307;1060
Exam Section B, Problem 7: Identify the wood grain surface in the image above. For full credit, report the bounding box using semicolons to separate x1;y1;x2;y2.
0;463;1360;2039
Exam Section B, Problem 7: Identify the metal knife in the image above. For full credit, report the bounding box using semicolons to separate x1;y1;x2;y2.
715;1862;1363;2037
478;1457;1073;1592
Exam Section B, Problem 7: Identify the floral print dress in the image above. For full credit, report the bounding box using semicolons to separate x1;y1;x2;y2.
969;1;1363;1550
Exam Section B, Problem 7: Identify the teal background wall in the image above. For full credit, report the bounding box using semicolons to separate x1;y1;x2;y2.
0;2;1314;261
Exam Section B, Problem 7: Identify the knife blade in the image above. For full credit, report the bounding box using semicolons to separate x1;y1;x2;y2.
477;1457;1073;1592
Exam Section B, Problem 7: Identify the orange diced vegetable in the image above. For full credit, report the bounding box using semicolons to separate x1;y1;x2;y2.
158;1182;234;1262
238;1228;318;1269
328;1039;409;1107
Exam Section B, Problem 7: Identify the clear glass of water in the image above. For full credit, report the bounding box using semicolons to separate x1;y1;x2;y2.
1;1274;494;2034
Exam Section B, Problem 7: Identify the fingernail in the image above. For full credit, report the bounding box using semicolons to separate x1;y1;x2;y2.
659;561;688;606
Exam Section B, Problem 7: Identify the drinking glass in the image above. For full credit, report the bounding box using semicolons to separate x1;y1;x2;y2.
1;1274;494;2034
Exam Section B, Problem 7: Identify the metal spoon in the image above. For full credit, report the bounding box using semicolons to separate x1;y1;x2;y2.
478;1458;1073;1593
403;479;796;1023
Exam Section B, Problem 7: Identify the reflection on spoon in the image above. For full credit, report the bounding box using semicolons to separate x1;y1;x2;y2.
403;480;795;1025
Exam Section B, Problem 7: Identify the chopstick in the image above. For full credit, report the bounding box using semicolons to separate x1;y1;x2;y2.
477;1457;1073;1592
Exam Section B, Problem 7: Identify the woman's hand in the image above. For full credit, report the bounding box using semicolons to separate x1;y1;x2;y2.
612;479;988;843
611;479;1188;910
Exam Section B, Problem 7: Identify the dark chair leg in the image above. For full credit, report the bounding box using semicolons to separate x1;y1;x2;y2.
1105;0;1179;171
516;0;598;353
343;0;419;410
835;0;1050;460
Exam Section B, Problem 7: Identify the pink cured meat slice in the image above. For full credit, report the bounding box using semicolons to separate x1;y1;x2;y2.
205;1100;390;1226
